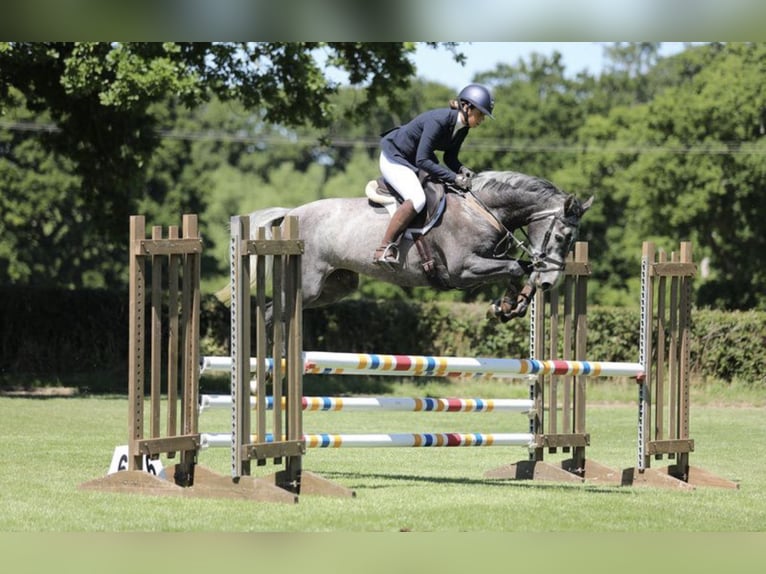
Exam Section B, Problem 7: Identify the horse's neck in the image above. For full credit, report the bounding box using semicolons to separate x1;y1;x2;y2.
477;188;560;228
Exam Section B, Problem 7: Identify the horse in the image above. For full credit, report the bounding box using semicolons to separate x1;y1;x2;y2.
217;170;593;327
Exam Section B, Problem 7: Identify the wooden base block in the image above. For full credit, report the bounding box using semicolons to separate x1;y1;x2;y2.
652;464;739;489
683;465;740;489
620;467;696;490
484;460;584;483
266;469;356;498
190;465;299;502
621;464;739;490
79;465;299;503
79;470;182;497
561;458;623;485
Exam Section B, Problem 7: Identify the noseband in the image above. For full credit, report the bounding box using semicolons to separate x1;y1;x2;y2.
521;209;578;273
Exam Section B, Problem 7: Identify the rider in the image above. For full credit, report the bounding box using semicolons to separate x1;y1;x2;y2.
372;83;495;268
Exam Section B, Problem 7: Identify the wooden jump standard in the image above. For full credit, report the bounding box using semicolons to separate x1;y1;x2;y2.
84;214;302;502
127;214;202;486
621;242;738;489
229;214;353;497
484;242;626;483
89;214;735;498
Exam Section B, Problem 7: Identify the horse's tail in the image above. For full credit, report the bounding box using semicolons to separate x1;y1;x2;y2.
214;207;291;304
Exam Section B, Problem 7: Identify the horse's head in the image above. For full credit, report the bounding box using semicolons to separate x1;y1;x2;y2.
525;194;594;291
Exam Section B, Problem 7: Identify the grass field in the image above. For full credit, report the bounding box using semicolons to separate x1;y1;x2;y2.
1;380;764;533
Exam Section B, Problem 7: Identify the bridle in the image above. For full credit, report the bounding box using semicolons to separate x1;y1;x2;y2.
463;190;577;273
521;208;579;272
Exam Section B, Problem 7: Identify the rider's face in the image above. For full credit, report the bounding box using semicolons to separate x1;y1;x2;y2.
466;105;485;128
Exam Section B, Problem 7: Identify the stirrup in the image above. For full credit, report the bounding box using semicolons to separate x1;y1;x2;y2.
373;243;400;270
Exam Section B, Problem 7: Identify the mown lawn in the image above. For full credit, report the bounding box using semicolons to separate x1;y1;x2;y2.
0;385;763;533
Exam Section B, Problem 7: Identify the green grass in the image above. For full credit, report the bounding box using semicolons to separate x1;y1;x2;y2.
1;380;764;533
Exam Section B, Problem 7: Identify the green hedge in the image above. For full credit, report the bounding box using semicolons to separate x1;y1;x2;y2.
1;287;765;392
304;301;766;387
0;287;130;387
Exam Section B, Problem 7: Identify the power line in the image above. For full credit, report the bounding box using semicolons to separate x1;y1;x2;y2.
1;120;765;155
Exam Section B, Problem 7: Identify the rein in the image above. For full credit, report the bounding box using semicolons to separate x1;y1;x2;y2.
463;190;570;272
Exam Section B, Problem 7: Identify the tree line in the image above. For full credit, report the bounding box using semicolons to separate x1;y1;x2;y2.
1;42;764;311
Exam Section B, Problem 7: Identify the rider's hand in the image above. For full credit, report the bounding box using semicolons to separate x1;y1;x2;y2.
454;173;473;190
459;166;476;179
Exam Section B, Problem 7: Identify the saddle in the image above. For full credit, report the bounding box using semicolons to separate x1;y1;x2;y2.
364;171;451;284
365;171;448;237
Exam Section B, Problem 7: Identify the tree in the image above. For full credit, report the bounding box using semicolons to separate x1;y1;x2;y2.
468;51;592;178
0;42;460;288
638;43;766;309
571;43;766;310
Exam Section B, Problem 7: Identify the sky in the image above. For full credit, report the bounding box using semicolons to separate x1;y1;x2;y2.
410;42;694;91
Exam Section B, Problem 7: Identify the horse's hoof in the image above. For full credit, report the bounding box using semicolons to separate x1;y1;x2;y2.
487;296;516;322
503;300;529;320
502;308;527;321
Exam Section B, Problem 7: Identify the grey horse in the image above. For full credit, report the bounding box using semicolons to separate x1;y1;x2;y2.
219;170;593;323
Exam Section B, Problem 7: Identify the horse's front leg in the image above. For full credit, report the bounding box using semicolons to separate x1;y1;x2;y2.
455;255;533;322
486;283;536;322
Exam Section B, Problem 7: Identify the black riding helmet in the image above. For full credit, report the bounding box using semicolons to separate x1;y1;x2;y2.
458;83;495;119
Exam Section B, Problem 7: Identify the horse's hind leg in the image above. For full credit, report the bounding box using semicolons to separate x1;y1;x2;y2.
304;269;360;308
248;270;358;395
260;268;359;350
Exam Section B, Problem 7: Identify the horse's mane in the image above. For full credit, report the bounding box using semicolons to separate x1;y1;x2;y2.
475;171;564;202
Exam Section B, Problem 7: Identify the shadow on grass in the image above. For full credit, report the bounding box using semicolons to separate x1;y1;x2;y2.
200;372;454;396
317;469;632;494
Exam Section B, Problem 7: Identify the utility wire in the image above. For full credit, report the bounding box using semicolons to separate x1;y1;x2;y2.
1;120;765;155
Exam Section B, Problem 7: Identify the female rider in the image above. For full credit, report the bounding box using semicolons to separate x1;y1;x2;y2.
373;83;494;267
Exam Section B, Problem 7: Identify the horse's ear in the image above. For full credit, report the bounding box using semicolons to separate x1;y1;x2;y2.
565;194;594;217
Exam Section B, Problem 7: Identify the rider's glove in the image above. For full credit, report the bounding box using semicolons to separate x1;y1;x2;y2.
459;166;476;179
454;173;473;190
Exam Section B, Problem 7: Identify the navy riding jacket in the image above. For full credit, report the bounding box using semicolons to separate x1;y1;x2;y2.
380;108;467;183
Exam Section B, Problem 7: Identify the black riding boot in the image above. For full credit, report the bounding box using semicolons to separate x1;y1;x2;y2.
373;200;418;268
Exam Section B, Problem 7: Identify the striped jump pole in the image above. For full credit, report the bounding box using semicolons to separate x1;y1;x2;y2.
200;395;534;414
201;352;643;379
201;432;536;449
